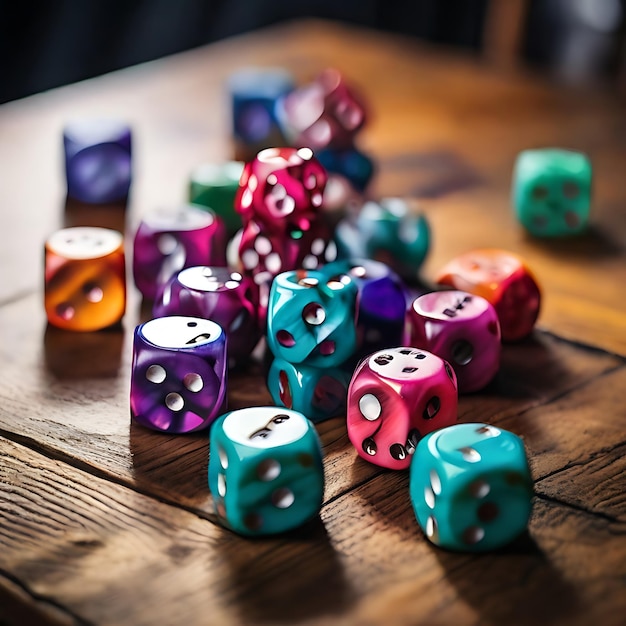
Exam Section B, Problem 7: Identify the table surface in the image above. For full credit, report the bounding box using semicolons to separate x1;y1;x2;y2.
1;19;625;626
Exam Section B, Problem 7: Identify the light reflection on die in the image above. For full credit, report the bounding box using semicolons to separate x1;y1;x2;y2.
208;406;324;536
347;347;458;470
130;316;227;433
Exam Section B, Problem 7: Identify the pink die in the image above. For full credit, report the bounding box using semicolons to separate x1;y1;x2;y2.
408;291;501;393
235;147;327;236
347;347;458;470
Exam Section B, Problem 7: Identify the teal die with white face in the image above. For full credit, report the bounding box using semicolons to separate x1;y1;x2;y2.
512;148;592;237
410;423;533;552
209;407;324;536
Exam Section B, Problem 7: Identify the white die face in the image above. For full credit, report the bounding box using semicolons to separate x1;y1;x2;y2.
140;316;222;349
143;205;214;231
64;118;129;143
47;227;122;260
178;266;243;292
413;291;490;322
368;347;442;381
222;407;309;449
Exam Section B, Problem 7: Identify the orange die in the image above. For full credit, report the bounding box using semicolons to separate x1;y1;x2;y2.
435;249;541;341
45;226;126;331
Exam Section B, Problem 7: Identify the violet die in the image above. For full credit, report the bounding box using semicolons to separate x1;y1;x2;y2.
131;316;227;433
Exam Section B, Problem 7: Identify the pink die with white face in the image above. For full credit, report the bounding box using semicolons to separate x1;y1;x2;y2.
347;347;458;470
408;291;501;393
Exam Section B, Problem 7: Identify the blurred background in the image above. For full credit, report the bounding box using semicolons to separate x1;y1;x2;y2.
1;0;625;104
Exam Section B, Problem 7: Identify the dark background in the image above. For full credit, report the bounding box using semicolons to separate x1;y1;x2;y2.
1;0;624;104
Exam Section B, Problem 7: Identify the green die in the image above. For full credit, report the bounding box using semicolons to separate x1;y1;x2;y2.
512;148;592;237
209;407;324;536
189;161;244;236
410;423;533;552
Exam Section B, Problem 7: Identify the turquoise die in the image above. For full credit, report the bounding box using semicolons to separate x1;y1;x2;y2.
266;270;357;367
512;148;592;237
410;423;533;552
268;358;350;422
209;407;324;536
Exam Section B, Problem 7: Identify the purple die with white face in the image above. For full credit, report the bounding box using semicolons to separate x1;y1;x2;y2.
408;291;501;393
64;119;132;204
132;205;227;300
153;266;260;363
130;316;227;433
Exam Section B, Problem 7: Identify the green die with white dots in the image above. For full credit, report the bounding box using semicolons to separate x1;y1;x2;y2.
208;406;324;536
512;148;592;237
410;423;533;552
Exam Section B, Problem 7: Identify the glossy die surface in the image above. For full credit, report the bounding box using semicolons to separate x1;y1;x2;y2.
130;317;227;433
408;291;501;393
316;146;374;192
64;119;131;204
45;227;126;331
322;259;407;358
512;148;592;237
347;347;458;470
268;358;350;422
132;205;226;300
435;249;541;342
277;68;366;150
335;198;430;279
189;161;245;235
266;270;357;367
153;266;260;362
410;423;533;552
235;147;327;237
208;407;324;536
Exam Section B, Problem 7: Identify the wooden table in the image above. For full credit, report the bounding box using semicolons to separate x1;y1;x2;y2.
1;19;625;626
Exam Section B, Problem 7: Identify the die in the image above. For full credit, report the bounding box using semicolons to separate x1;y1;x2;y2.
235;146;327;237
208;406;324;536
316;146;375;193
153;266;260;363
321;259;407;358
277;68;367;151
63;119;132;204
228;67;294;161
408;290;501;393
435;249;541;342
334;198;430;280
189;161;245;236
347;347;458;470
132;204;227;300
44;226;126;331
410;423;533;552
266;269;357;367
130;316;227;433
267;358;350;422
512;148;592;237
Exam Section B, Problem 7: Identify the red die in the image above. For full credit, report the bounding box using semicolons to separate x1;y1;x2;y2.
408;291;501;393
278;68;367;150
235;147;327;237
435;249;541;342
347;347;458;470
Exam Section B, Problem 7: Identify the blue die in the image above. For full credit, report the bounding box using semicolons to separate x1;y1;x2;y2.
410;423;533;552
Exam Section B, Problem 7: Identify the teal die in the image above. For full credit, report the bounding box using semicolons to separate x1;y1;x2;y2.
268;358;350;423
410;423;533;552
512;148;592;237
209;407;324;536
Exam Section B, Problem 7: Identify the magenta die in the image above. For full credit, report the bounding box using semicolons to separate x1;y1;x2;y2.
130;316;227;433
132;204;227;300
277;68;367;151
235;147;327;237
153;266;260;364
347;347;458;470
408;291;501;393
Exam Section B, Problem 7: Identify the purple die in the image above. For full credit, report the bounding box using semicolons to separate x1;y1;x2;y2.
130;316;227;433
132;205;227;300
64;119;132;204
153;266;261;363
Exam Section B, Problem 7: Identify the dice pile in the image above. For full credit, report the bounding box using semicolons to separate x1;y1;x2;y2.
42;65;593;551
